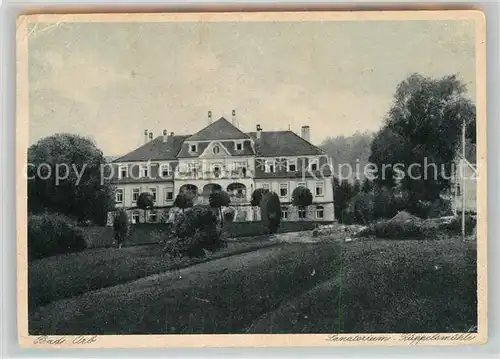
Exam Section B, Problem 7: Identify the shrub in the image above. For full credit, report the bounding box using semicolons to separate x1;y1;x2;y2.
173;192;194;213
28;213;87;261
250;188;269;207
222;207;236;223
260;192;281;234
209;190;231;226
442;215;477;236
166;206;225;258
291;187;313;220
112;209;130;248
373;219;424;239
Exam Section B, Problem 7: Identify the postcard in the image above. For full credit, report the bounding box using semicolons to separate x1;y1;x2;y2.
16;10;487;348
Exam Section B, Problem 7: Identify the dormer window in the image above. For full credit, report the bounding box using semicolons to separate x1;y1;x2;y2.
119;165;128;179
189;144;197;153
235;141;243;151
309;159;319;171
265;160;276;173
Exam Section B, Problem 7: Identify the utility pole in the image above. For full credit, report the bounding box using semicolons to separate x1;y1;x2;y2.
461;115;466;240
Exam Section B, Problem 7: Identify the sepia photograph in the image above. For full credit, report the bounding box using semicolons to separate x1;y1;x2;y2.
16;10;486;348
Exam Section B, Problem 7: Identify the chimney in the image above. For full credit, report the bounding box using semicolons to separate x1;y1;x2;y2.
232;109;236;126
256;124;262;140
149;132;153;141
144;129;148;144
208;110;212;124
301;125;310;143
162;129;168;142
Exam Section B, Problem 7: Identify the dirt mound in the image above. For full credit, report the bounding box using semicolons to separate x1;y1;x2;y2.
388;211;421;225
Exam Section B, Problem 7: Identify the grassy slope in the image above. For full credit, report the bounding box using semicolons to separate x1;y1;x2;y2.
247;238;477;333
29;237;279;309
29;242;341;335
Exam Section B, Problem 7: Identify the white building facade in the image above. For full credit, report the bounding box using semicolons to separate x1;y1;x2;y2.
109;113;335;224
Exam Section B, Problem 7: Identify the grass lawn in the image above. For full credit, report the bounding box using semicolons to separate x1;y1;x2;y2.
29;236;279;310
82;221;327;248
29;236;477;335
247;238;477;333
30;242;342;334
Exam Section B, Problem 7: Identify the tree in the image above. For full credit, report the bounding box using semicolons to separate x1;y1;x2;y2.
260;192;281;234
137;192;154;222
361;178;374;193
352;179;361;197
250;188;269;207
27;133;114;224
173;192;193;213
320;131;373;180
369;73;476;205
209;190;231;227
112;209;130;249
291;186;313;220
333;178;354;223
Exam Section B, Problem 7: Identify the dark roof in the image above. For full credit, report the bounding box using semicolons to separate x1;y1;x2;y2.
177;139;255;158
113;129;324;162
187;117;250;141
248;130;325;157
113;135;188;162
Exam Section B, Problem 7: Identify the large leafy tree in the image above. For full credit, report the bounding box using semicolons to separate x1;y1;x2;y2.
137;192;154;222
369;73;476;204
291;187;313;219
27;133;114;224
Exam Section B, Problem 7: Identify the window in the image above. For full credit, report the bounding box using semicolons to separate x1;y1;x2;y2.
149;188;157;202
288;159;297;172
261;183;270;191
188;163;199;177
119;166;128;179
297;182;306;188
132;211;140;224
132;188;140;202
279;183;288;197
316;205;324;219
164;189;174;202
298;208;306;219
212;145;220;154
235;141;243;151
213;164;222;177
160;164;170;177
315;182;324;197
115;189;123;203
310;159;318;171
190;144;197;153
281;207;288;220
140;165;149;178
265;160;275;173
149;211;157;223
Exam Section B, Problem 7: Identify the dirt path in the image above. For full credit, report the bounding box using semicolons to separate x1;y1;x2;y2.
30;241;341;335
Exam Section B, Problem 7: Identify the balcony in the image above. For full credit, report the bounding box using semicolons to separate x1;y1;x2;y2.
175;168;251;180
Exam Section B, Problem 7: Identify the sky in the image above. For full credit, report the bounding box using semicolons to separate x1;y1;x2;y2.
28;19;476;156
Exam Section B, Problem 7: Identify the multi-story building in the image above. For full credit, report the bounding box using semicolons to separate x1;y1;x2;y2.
108;111;335;224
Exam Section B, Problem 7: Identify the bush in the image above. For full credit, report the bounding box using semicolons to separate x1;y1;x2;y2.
166;206;225;258
260;192;281;234
373;219;424;239
222;207;236;223
112;209;130;248
250;188;269;207
442;215;477;236
28;213;87;261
